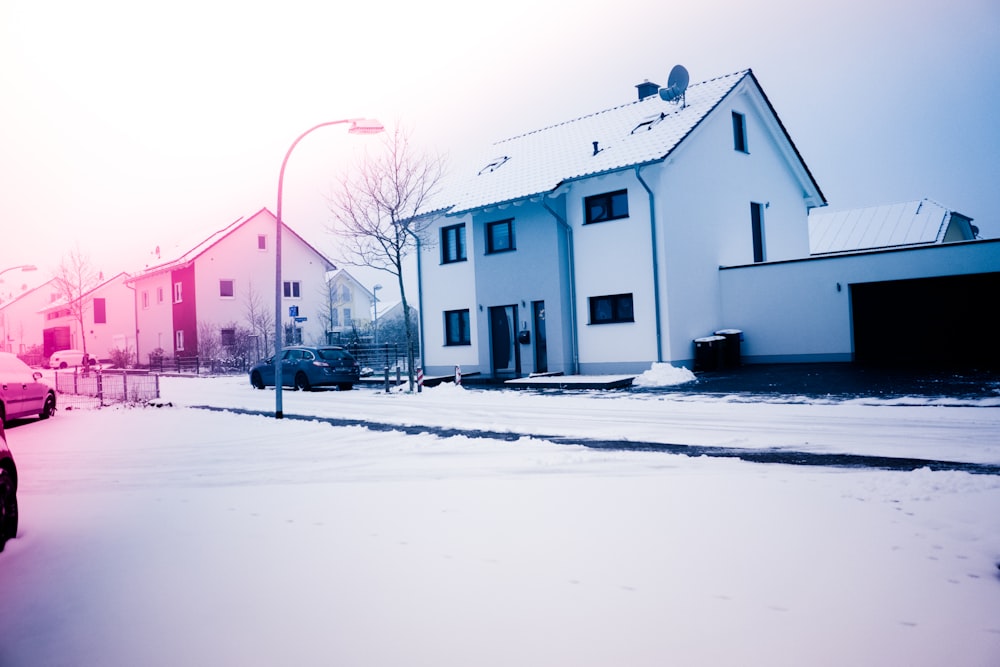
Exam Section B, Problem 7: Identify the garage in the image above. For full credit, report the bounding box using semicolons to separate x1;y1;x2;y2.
851;272;1000;369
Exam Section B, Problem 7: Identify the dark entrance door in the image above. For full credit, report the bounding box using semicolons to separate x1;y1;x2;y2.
532;300;547;373
489;305;519;378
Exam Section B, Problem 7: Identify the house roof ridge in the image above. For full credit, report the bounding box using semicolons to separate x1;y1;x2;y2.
493;69;751;147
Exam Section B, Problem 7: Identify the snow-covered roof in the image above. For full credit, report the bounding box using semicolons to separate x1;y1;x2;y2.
135;208;335;279
809;199;975;255
442;69;823;214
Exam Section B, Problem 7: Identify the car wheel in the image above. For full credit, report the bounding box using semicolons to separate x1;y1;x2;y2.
59;362;68;369
39;393;56;420
0;468;17;552
250;371;265;389
294;372;311;391
338;383;354;391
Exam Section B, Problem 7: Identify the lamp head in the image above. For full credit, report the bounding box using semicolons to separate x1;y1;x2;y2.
348;119;384;135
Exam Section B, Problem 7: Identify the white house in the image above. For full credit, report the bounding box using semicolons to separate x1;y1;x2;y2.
322;269;374;343
39;272;136;364
129;208;335;363
416;69;1000;377
0;279;62;359
418;69;824;377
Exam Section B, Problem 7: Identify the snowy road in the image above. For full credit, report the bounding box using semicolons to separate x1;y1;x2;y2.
164;375;1000;465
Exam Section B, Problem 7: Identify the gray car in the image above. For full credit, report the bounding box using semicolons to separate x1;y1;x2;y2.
249;346;360;391
0;352;57;426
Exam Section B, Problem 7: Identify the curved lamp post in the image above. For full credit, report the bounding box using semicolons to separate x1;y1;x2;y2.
274;118;383;419
372;283;382;346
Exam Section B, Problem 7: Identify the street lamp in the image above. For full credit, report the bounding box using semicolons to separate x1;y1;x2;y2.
0;264;38;281
372;283;382;346
274;118;383;419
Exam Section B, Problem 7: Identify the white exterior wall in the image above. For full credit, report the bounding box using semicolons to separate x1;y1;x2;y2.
652;85;818;366
420;214;479;375
45;274;137;362
720;240;1000;362
566;172;658;373
136;272;174;360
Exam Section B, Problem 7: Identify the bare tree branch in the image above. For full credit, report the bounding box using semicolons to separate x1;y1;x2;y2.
326;125;446;390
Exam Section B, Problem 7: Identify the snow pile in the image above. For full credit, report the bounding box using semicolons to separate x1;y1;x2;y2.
632;362;697;387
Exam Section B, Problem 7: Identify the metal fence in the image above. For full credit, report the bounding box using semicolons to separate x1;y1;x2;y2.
345;342;420;374
54;368;161;405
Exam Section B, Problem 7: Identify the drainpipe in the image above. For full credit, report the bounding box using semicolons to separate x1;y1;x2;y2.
634;166;664;362
542;200;580;374
414;233;426;372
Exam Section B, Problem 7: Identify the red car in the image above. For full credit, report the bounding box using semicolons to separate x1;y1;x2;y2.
0;422;18;551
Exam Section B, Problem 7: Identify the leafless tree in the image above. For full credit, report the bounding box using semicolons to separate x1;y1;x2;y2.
243;282;273;359
327;125;446;390
52;246;100;356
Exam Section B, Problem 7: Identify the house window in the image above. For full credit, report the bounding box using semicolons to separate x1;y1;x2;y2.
486;219;515;254
441;224;467;263
157;287;165;304
331;309;339;327
141;291;149;309
219;279;235;298
175;329;185;352
733;111;748;153
93;298;107;324
173;282;182;303
257;234;267;251
283;281;301;298
344;308;352;327
445;309;471;346
589;293;634;324
584;190;629;224
751;202;766;263
221;328;236;347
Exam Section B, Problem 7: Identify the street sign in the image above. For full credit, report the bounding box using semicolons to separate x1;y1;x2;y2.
294;316;308;323
288;306;299;317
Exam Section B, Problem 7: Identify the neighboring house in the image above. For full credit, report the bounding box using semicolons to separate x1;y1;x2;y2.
418;69;825;378
417;68;1000;377
809;199;977;255
129;208;335;363
0;279;62;357
322;269;373;343
371;299;419;347
39;272;136;363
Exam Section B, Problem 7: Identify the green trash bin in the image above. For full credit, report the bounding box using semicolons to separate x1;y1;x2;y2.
694;335;726;371
714;329;743;368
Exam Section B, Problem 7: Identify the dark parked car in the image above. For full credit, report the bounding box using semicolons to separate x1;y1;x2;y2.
249;346;360;391
0;422;18;552
0;352;57;426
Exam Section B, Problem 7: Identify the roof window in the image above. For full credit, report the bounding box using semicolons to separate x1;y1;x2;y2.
631;113;665;135
478;156;510;175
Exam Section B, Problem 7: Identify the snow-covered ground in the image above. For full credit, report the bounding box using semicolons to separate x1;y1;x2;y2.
1;369;998;666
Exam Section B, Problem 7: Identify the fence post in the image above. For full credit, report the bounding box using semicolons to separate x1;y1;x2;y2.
395;366;401;386
155;373;160;399
97;371;104;406
384;366;390;393
122;370;128;402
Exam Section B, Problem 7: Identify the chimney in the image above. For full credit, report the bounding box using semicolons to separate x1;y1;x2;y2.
636;80;659;101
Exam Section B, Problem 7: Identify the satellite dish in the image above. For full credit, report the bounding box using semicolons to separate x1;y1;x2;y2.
659;65;689;104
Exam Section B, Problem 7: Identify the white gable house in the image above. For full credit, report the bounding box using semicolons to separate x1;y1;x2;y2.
418;69;825;378
130;208;335;365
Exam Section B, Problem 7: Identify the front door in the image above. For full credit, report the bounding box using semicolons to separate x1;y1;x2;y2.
532;301;547;373
489;305;519;378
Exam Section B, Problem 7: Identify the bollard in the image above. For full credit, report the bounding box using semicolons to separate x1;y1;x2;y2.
383;366;390;393
396;366;401;386
417;367;424;393
455;365;461;386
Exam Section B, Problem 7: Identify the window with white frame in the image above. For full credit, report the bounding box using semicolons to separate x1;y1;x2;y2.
173;282;183;303
219;279;235;298
175;329;185;351
283;281;301;298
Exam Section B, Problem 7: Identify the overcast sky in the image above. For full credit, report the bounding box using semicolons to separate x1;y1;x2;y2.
2;0;997;300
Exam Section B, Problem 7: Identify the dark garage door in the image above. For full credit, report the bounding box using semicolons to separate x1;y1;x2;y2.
851;272;1000;369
